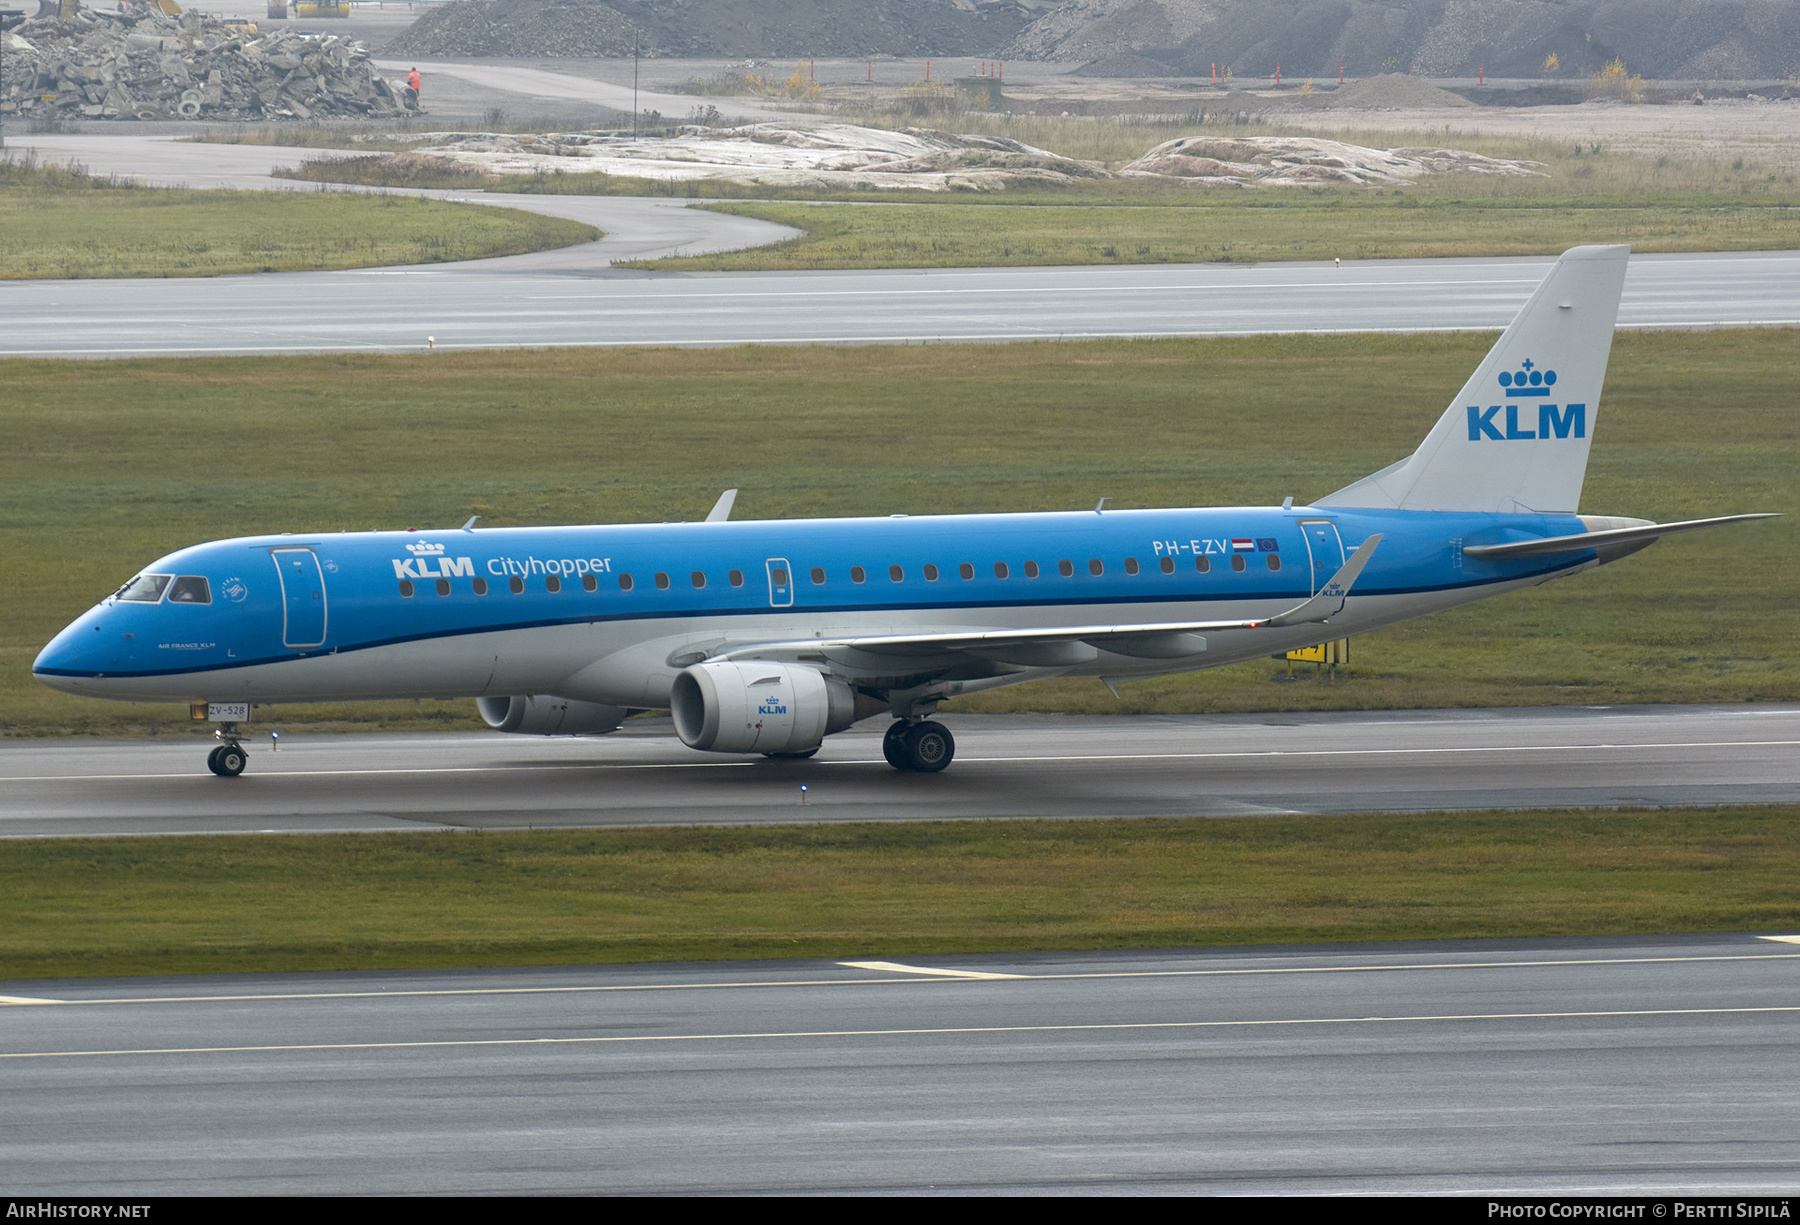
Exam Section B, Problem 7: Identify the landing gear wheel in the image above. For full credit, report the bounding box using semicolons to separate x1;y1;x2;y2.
882;721;910;769
763;747;819;760
885;720;955;773
211;744;247;777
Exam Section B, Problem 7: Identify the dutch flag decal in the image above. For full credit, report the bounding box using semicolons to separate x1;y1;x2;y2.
1231;538;1255;552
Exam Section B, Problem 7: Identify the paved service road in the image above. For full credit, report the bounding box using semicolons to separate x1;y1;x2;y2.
4;248;1797;357
4;933;1798;1193
3;705;1795;838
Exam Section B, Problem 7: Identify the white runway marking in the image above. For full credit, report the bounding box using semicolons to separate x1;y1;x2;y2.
10;1004;1800;1060
838;960;1026;980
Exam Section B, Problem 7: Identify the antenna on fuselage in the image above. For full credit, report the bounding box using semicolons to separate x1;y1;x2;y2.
461;516;479;531
706;489;739;523
1095;497;1109;514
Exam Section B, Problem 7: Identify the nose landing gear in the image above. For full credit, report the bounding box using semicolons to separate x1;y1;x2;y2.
883;719;955;773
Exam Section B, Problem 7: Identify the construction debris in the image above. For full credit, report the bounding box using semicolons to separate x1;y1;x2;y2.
1119;135;1546;186
402;122;1109;191
0;0;404;121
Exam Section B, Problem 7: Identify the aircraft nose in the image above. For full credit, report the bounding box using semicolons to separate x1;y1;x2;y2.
33;616;109;693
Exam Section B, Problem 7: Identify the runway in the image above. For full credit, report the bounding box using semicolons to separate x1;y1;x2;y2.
4;248;1799;357
3;705;1795;838
4;933;1798;1193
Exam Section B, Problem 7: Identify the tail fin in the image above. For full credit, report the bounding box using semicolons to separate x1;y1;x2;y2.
1316;244;1629;514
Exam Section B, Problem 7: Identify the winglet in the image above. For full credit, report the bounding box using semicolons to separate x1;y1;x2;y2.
1261;534;1381;627
705;489;738;523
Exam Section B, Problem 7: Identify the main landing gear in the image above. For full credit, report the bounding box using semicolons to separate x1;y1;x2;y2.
883;719;955;773
206;724;249;777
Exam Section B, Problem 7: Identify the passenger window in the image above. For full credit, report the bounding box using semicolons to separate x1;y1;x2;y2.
547;575;562;593
1195;556;1211;574
1267;555;1281;571
811;566;826;584
923;564;939;581
398;580;414;597
1058;560;1074;577
436;579;451;596
770;567;788;586
114;574;172;603
474;577;489;595
1160;556;1175;575
691;571;706;588
889;565;904;582
1231;555;1247;573
581;573;597;592
655;572;671;590
619;574;634;591
1124;558;1139;576
994;561;1009;579
959;563;975;580
509;576;524;594
851;566;866;584
1088;559;1104;576
168;576;211;604
729;569;744;588
1024;561;1039;578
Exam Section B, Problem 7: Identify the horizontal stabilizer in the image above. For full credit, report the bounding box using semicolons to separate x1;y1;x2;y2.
1462;514;1779;559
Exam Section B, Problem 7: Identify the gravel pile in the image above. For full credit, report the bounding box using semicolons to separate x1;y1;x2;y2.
1006;0;1800;81
385;0;1047;59
1;1;403;122
1321;72;1474;108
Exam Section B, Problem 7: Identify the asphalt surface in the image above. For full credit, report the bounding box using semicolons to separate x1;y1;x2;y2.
4;705;1795;838
4;244;1797;357
5;933;1799;1194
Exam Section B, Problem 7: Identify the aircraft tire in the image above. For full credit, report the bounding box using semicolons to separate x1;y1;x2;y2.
205;746;225;776
903;721;954;773
882;721;910;770
213;745;248;777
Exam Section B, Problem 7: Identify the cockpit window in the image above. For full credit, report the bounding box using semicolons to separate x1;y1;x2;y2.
113;574;172;603
168;576;212;604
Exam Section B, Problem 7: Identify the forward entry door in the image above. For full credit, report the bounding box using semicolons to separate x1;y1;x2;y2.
1299;521;1345;595
271;547;328;648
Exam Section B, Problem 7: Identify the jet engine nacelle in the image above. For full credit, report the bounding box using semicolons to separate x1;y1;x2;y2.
476;694;630;736
671;660;864;754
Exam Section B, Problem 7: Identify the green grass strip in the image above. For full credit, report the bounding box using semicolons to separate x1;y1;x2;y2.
4;806;1796;980
0;159;597;279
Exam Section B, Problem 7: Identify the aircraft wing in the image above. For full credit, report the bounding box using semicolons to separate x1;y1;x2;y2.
718;536;1380;664
1461;514;1778;559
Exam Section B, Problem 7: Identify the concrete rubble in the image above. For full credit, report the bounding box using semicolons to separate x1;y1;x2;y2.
364;123;1545;191
392;122;1110;191
0;1;404;121
1119;135;1546;186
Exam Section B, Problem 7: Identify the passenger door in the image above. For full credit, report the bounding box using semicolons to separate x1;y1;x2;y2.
271;547;328;648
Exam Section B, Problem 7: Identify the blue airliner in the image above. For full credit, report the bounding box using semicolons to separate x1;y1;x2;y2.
33;246;1776;776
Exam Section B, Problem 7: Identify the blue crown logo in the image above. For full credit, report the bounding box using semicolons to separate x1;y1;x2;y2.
1498;358;1556;397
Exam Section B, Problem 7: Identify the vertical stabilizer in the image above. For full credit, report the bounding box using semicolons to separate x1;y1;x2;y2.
1315;245;1629;514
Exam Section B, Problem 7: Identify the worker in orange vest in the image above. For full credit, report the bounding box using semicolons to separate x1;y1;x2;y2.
406;67;421;107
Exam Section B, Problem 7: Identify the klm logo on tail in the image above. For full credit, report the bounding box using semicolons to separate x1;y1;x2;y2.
1467;360;1585;442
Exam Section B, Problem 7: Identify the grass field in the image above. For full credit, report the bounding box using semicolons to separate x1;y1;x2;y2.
1;329;1791;735
2;806;1794;979
637;194;1800;271
0;155;597;279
